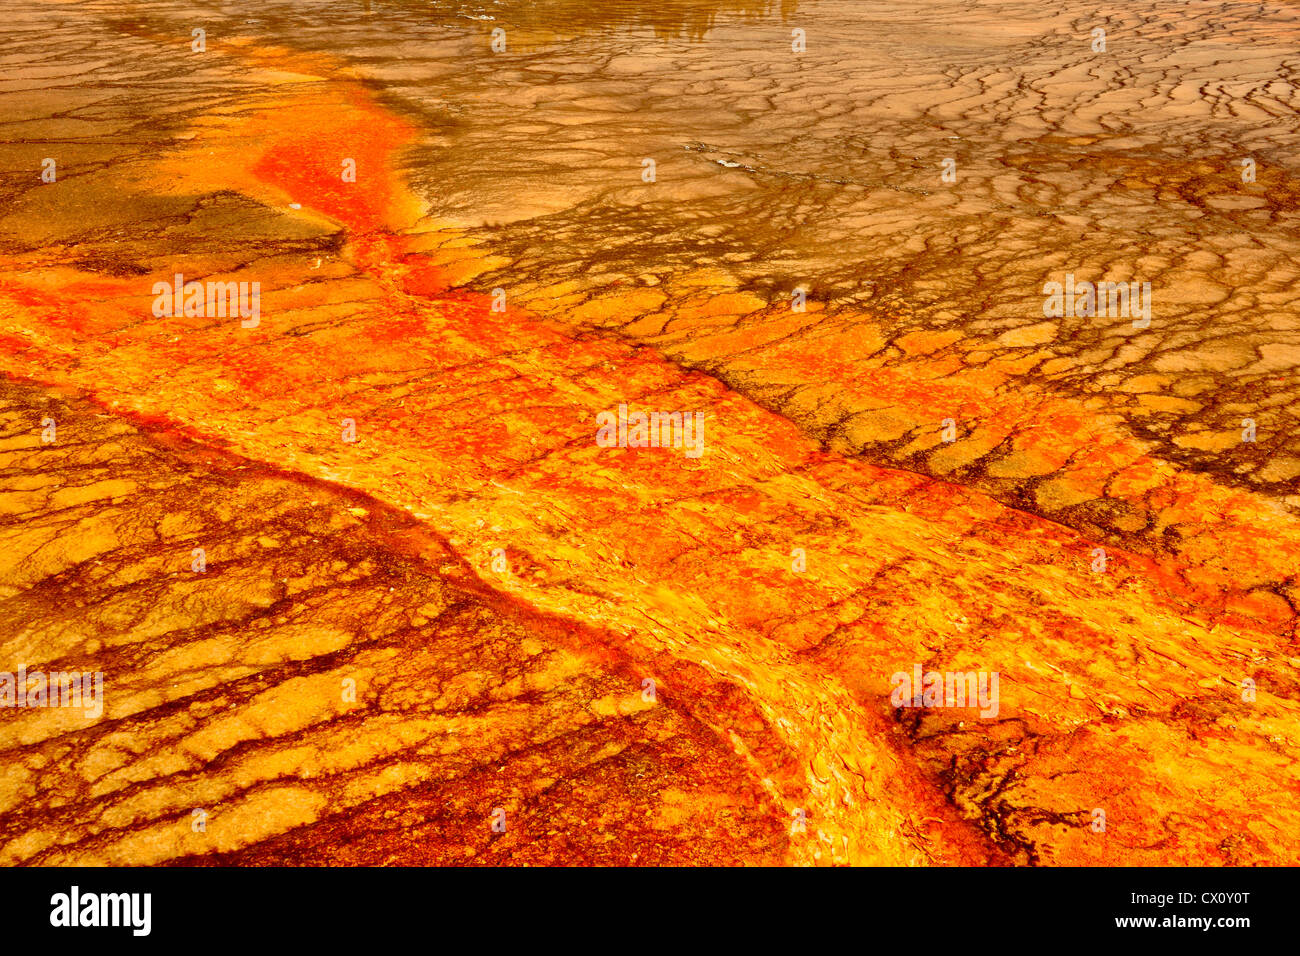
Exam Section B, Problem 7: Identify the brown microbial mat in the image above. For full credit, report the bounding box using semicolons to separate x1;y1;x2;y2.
0;0;1297;871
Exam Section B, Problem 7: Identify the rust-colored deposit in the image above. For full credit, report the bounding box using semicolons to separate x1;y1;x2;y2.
1;2;1297;866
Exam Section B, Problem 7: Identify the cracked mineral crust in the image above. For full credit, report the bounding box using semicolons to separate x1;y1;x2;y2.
0;0;1297;866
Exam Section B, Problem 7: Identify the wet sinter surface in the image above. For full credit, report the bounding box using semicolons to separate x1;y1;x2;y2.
0;0;1297;864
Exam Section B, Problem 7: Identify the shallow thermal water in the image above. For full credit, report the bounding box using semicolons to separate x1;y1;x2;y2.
0;0;1298;867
